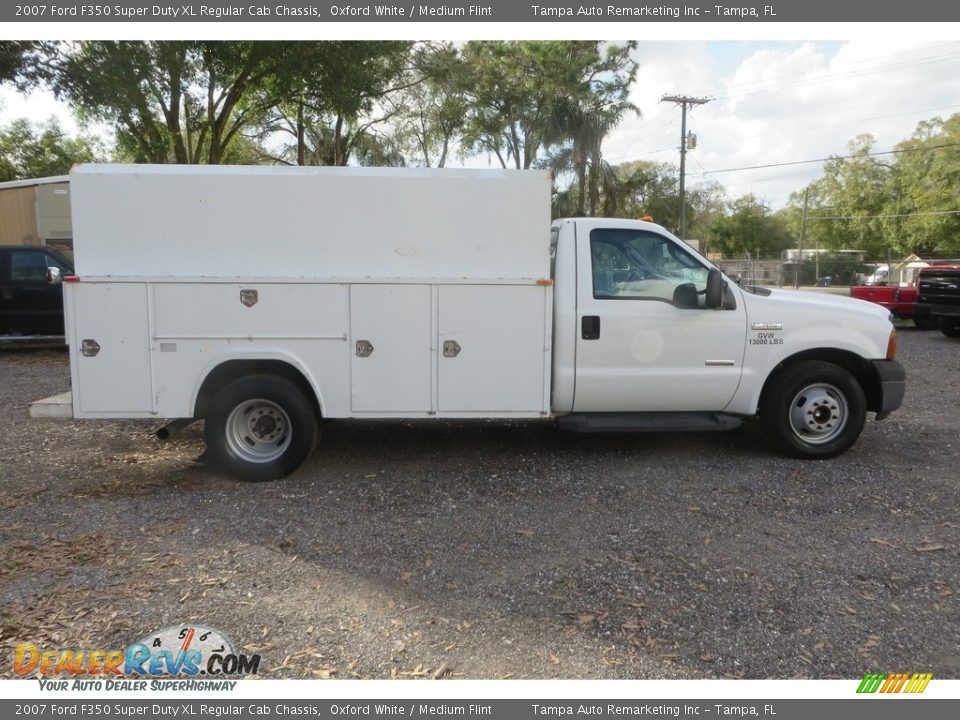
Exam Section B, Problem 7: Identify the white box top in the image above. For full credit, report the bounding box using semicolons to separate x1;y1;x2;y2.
70;164;552;280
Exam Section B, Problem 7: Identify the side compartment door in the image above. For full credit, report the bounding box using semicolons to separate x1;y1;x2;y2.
574;227;747;412
438;284;548;413
350;284;432;412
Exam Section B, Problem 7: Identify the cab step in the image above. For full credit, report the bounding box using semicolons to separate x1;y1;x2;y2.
557;412;743;433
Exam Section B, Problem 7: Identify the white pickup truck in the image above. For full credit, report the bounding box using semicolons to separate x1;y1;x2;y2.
33;165;905;480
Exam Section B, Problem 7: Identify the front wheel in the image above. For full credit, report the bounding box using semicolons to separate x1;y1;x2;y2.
205;374;318;481
760;361;867;458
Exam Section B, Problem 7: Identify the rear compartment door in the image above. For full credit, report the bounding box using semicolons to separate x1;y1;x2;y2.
350;284;432;412
72;283;153;413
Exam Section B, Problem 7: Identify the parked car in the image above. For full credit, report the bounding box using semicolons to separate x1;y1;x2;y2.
849;269;949;329
850;283;926;328
0;245;73;337
916;265;960;338
863;265;890;286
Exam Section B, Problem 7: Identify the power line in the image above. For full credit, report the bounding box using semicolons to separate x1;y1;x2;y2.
715;42;960;95
712;47;960;101
698;102;960;146
694;140;960;175
720;166;824;188
609;43;960;145
807;209;960;221
605;45;960;167
605;120;677;159
605;102;960;168
604;143;677;163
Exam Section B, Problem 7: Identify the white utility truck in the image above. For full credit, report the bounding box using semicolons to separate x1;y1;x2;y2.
32;165;905;480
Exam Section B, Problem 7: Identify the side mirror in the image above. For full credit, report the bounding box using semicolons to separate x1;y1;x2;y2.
46;267;63;285
705;268;724;308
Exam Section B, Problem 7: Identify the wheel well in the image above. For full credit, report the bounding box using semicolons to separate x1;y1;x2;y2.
758;349;883;413
194;360;321;419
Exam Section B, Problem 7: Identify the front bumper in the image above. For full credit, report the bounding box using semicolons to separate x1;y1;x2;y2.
871;359;906;419
916;302;960;320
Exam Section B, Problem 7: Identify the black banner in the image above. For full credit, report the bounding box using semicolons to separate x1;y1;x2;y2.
4;1;960;23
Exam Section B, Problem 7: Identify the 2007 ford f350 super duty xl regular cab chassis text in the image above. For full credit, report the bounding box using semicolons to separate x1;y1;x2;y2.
31;165;905;480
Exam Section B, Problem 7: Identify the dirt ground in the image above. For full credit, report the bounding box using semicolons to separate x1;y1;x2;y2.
0;327;957;680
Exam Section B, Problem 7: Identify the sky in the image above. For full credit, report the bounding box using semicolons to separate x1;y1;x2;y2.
2;39;960;209
603;39;960;208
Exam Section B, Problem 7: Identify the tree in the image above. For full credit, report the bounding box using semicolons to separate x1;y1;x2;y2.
394;43;470;168
783;117;960;258
596;160;680;223
588;160;725;240
0;41;42;86
710;194;794;258
35;41;288;164
0;118;105;181
463;41;636;172
262;41;414;167
887;115;960;255
47;42;194;163
809;135;893;256
192;42;291;165
547;42;639;215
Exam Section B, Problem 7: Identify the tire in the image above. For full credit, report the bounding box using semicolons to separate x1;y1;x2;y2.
913;316;937;330
760;360;867;459
205;374;318;481
940;321;960;338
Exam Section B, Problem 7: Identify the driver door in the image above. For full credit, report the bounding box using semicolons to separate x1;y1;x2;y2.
574;226;747;412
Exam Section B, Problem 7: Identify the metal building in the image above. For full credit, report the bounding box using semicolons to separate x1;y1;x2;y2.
0;175;72;255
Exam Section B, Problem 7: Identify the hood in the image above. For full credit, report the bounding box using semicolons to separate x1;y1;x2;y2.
738;286;894;358
746;287;892;321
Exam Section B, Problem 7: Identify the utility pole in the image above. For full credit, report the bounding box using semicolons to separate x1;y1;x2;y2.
661;95;711;239
795;185;809;289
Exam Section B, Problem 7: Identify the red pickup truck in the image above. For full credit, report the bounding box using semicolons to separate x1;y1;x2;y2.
850;278;936;329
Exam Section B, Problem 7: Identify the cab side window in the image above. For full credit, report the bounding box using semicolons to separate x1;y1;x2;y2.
590;228;709;308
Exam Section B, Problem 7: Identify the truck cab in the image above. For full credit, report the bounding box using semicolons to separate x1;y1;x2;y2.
549;218;905;459
0;245;73;337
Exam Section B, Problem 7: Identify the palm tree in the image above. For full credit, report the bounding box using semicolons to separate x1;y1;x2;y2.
552;93;638;216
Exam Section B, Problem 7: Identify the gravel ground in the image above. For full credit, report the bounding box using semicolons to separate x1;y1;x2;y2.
0;328;957;680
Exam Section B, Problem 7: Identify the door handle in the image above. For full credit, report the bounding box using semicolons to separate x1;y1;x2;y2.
442;340;461;357
581;315;600;340
355;339;374;357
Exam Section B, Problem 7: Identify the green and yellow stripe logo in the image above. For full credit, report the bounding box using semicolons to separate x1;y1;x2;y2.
857;672;933;694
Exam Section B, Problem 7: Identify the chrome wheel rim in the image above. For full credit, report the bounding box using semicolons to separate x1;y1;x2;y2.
225;399;292;463
788;383;848;445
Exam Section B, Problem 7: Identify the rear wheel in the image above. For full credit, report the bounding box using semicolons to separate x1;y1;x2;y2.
913;315;937;330
760;361;867;459
205;374;318;481
940;320;960;338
